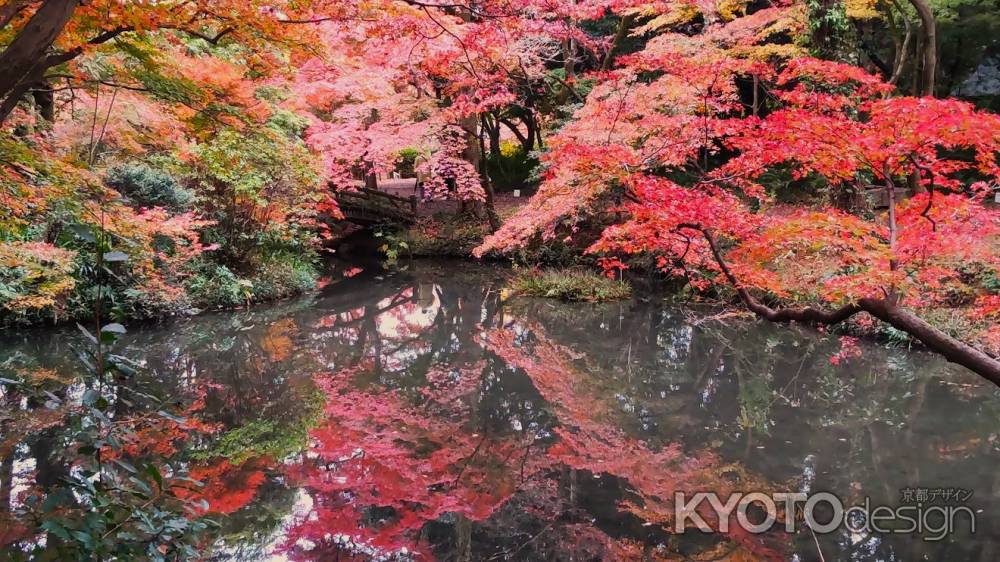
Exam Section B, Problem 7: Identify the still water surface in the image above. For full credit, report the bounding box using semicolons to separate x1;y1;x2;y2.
1;259;998;561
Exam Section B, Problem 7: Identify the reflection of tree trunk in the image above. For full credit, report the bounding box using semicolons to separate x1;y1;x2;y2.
454;513;472;562
978;471;1000;562
0;452;13;511
30;431;68;489
561;466;578;506
867;424;896;506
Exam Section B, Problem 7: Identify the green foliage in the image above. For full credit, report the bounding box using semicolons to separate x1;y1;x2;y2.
105;163;194;212
196;387;324;464
394;147;421;177
1;254;217;560
487;141;538;191
190;127;318;206
184;253;318;310
248;254;318;301
184;262;253;310
804;0;857;60
188;126;321;266
510;268;632;302
267;108;310;139
374;224;411;265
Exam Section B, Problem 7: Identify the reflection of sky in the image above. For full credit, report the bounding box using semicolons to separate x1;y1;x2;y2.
374;286;440;339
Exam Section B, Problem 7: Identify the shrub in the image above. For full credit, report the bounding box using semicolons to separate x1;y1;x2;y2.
105;163;194;212
510;268;632;302
394;147;421;177
249;256;318;301
184;263;252;309
486;141;538;191
187;127;321;266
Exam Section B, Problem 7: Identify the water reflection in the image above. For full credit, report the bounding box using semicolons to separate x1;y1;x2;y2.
1;259;998;561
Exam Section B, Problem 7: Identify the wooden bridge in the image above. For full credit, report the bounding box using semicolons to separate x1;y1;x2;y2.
333;178;420;225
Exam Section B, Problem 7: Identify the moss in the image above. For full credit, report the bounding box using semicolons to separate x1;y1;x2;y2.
510;268;632;302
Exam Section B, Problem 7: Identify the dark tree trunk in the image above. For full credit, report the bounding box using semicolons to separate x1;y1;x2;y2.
908;0;937;96
601;14;634;71
485;113;501;160
32;80;54;121
0;0;31;29
0;0;79;123
461;113;501;231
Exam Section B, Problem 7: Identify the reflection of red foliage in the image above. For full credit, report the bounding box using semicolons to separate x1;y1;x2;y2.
482;325;787;561
279;362;547;559
104;385;221;461
177;458;270;515
280;316;787;560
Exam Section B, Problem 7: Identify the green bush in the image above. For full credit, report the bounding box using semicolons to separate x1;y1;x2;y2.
394;147;421;177
486;141;538;191
510;268;632;302
184;263;252;309
249;255;318;301
105;163;194;212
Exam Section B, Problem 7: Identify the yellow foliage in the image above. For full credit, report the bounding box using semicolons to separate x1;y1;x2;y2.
730;43;807;61
0;241;77;316
718;0;748;21
633;3;702;35
844;0;882;20
499;140;521;159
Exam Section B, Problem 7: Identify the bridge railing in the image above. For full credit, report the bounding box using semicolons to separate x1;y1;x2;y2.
333;187;418;223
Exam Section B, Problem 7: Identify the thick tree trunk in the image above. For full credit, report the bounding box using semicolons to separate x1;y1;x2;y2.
679;223;1000;386
908;0;936;96
522;112;537;152
0;0;79;122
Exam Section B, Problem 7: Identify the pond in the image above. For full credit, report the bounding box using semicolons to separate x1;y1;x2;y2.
1;257;998;561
